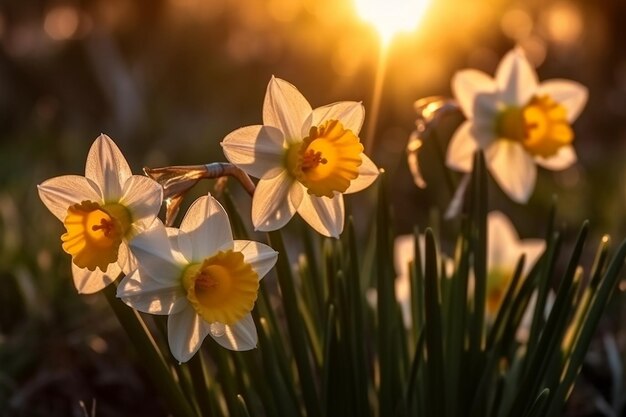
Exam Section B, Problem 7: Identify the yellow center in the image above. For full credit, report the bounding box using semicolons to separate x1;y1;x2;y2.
182;250;259;325
286;120;363;198
496;95;573;158
486;267;513;317
61;201;132;271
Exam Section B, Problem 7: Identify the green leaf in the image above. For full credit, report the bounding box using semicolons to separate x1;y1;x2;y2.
268;230;321;417
102;283;198;417
424;228;445;416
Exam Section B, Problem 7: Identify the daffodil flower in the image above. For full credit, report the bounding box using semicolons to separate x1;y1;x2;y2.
221;77;379;238
387;212;544;329
483;211;544;317
117;194;278;362
446;48;588;203
37;134;163;294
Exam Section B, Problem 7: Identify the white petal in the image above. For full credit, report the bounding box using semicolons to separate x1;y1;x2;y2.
534;145;577;171
487;211;522;269
117;242;138;274
395;275;412;328
168;305;211;363
495;48;538;106
84;134;132;202
307;101;365;135
71;262;120;294
178;194;233;261
233;240;278;279
452;69;497;119
263;77;312;144
536;80;588;122
117;268;186;314
129;222;183;285
297;193;344;238
210;314;258;351
446;121;478;172
37;175;101;222
486;141;537;204
221;125;286;179
344;154;379;194
119;175;163;227
444;173;471;219
251;172;298;231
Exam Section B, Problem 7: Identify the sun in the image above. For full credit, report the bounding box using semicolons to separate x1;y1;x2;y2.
354;0;431;45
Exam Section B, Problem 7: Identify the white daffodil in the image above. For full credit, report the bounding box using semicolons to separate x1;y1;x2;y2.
483;211;544;318
386;212;544;329
37;134;163;294
446;47;588;203
117;194;278;362
385;234;453;327
221;76;379;238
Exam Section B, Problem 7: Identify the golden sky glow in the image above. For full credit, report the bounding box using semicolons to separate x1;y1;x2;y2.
354;0;431;45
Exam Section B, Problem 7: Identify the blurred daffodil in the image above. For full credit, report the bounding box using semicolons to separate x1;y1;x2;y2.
117;194;277;362
483;211;544;317
37;134;163;294
446;48;588;203
221;76;379;238
387;212;544;329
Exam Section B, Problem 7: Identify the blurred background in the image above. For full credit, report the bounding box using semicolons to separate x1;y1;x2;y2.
2;0;626;415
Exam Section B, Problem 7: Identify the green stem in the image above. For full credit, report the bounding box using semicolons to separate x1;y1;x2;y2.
103;283;197;417
268;230;321;417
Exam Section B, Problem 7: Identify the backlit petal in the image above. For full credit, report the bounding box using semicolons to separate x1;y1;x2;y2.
85;134;132;202
263;77;312;144
168;305;211;363
534;145;577;171
71;262;120;294
210;314;258;351
251;172;297;231
178;194;233;261
129;222;183;285
221;125;286;179
119;175;163;227
536;80;588;122
307;101;365;136
344;154;379;194
37;175;101;222
117;242;137;274
452;69;497;119
117;268;186;314
485;141;537;203
487;211;522;269
297;193;344;238
233;240;278;279
446;121;478;172
495;48;538;106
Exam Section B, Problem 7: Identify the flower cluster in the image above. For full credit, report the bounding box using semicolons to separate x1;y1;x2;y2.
37;49;587;364
37;78;379;362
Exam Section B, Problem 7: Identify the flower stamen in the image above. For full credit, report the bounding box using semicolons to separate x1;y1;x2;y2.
182;250;258;325
61;201;132;271
286;119;363;198
496;95;573;158
301;149;328;171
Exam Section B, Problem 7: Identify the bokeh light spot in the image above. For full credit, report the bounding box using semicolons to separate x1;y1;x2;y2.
44;6;80;41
